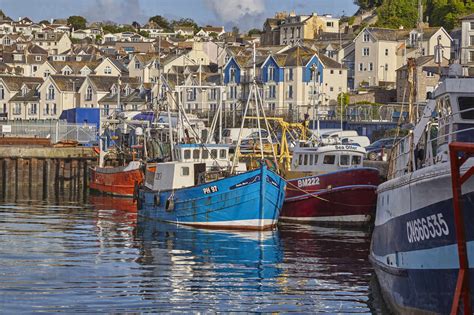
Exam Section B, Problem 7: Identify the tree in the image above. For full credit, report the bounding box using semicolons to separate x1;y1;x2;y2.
171;18;199;33
232;26;240;36
426;0;474;30
139;30;150;38
39;19;50;25
248;28;262;36
67;15;87;30
149;15;171;31
354;0;383;10
375;0;418;29
336;92;350;118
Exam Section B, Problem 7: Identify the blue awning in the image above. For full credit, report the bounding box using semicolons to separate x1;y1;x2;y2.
132;112;155;122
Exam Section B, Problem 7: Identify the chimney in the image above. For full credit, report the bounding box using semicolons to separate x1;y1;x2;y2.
18;17;22;22
50;18;53;24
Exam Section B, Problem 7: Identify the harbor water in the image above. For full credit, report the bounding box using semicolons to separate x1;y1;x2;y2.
0;192;388;313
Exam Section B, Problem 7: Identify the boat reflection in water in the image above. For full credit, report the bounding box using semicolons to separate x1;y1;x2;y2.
134;217;387;313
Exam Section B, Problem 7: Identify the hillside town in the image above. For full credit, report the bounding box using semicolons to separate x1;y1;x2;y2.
0;7;469;125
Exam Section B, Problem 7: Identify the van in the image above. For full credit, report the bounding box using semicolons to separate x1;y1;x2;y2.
341;136;371;147
222;128;268;145
321;130;359;144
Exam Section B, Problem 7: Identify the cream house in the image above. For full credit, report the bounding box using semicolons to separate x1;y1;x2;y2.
95;57;128;77
38;75;85;119
279;13;340;46
9;82;42;120
78;75;121;109
354;27;452;88
32;32;72;55
0;75;43;119
461;13;474;65
127;54;160;83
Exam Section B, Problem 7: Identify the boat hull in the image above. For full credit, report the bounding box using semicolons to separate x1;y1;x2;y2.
90;162;152;197
370;162;474;314
281;168;379;225
137;166;286;231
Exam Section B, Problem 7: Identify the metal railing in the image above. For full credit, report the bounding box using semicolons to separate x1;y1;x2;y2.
0;120;97;144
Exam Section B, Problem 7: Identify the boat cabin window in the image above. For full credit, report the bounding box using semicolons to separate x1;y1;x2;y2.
220;149;227;159
309;154;314;165
202;150;209;159
313;155;318;165
323;155;336;164
340;155;350;166
458;97;474;120
352;155;362;165
193;149;200;159
211;149;217;159
184;149;191;160
298;154;303;165
303;154;308;165
181;167;190;176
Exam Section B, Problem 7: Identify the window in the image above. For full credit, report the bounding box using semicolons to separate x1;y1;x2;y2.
103;104;110;116
184;149;191;159
62;68;71;75
422;48;426;55
202;150;209;159
287;85;293;99
268;66;275;81
359;63;363;71
298;154;303;165
13;103;21;115
470;36;474;47
44;103;49;115
369;62;374;71
362;47;370;56
268;85;276;99
326;21;334;27
352;155;362;165
385;49;389;56
313;155;318;165
288;68;293;81
470;51;474;62
52;104;57;115
330;87;334;92
219;149;226;158
44;70;50;77
323;155;335;164
471;22;474;30
426;71;434;77
29;103;37;115
385;64;388;71
193;149;200;159
340;155;350;166
104;66;112;74
309;154;313;165
47;84;55;100
458;97;474;120
211;149;217;159
229;67;236;82
181;167;190;176
296;26;301;38
330;70;334;74
363;33;370;42
35;56;41;62
135;60;140;69
0;85;3;100
303;154;308;165
86;86;93;101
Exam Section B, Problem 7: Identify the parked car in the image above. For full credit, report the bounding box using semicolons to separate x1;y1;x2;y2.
365;137;400;161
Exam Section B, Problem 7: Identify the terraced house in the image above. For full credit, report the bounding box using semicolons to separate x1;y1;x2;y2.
223;45;347;119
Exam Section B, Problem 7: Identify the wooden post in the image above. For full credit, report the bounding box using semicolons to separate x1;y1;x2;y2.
43;159;49;200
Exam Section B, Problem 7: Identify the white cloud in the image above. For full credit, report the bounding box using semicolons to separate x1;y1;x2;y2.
203;0;266;23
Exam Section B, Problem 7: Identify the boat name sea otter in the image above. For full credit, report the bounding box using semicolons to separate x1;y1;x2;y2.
406;213;449;244
335;145;358;150
297;177;320;188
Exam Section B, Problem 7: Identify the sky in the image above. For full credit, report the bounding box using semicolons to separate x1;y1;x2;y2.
0;0;358;30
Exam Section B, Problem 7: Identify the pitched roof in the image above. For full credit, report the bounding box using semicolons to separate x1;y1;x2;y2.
365;27;408;41
0;75;43;91
49;61;101;74
87;75;139;92
49;75;86;91
461;13;474;20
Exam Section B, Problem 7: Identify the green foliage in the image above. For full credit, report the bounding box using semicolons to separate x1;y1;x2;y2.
248;28;262;36
426;0;474;30
39;19;50;25
95;34;102;43
138;30;150;38
354;0;384;10
149;15;171;31
375;0;418;29
67;15;87;30
102;24;136;34
348;16;356;25
171;18;199;33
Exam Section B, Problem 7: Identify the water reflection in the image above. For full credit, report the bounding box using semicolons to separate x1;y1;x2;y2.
0;194;387;313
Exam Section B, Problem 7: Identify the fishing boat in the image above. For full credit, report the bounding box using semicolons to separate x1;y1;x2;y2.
137;45;286;230
370;68;474;313
280;141;380;225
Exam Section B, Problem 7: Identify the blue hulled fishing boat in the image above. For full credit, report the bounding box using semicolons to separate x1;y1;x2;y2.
137;161;285;230
370;68;474;313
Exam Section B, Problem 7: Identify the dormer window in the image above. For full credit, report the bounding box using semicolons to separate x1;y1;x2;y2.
111;85;117;95
363;33;370;42
410;32;418;46
268;66;275;81
62;68;71;75
86;86;93;101
104;66;112;75
21;86;28;96
135;60;140;69
35;56;41;62
229;66;236;83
